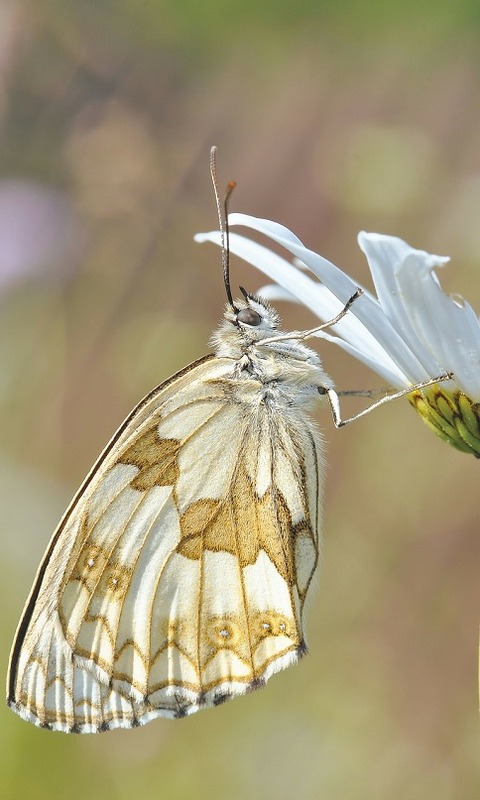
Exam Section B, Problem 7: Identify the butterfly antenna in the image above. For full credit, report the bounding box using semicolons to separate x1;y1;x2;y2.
210;146;236;308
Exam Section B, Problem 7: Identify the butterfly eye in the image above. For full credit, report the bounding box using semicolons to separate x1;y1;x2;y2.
237;308;262;326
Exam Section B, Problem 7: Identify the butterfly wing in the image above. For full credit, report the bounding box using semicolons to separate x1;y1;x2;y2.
7;354;323;732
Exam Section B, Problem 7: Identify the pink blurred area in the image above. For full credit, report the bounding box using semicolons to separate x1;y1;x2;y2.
0;180;79;291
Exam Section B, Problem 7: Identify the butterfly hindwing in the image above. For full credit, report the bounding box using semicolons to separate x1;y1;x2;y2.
8;354;323;731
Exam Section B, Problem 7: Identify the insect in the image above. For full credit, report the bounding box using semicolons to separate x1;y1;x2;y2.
6;148;446;733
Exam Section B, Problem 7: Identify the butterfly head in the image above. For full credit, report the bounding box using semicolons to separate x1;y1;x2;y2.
211;289;282;355
232;287;279;332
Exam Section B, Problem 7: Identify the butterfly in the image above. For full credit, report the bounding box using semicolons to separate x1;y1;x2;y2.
7;148;444;733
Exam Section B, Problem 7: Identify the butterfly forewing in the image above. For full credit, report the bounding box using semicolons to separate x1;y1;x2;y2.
8;351;322;732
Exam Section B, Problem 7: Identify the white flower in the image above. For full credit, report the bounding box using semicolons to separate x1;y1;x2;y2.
196;213;480;457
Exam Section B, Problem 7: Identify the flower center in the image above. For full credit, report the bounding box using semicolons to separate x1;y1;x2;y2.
409;386;480;457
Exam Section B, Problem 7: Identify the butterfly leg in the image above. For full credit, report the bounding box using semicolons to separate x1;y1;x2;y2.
259;288;364;346
322;373;453;427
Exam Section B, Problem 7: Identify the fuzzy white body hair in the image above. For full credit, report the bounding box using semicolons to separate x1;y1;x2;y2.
211;295;334;411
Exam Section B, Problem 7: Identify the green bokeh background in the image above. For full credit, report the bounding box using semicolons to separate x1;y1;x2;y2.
1;2;478;797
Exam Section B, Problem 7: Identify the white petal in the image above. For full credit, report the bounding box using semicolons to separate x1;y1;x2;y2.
257;284;296;302
196;229;324;309
359;232;480;397
358;233;445;375
196;228;412;386
226;214;431;383
197;216;480;396
397;256;480;397
259;285;411;384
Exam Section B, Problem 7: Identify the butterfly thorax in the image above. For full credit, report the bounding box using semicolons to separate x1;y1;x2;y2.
211;295;334;408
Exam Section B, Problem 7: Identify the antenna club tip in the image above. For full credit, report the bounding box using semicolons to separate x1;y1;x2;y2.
225;180;236;203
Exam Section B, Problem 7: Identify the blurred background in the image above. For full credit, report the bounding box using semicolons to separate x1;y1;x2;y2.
0;1;479;797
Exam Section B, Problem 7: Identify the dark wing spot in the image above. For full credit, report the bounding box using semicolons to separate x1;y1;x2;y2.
98;721;110;733
70;723;82;734
297;640;308;658
213;692;231;707
174;707;188;719
247;677;266;693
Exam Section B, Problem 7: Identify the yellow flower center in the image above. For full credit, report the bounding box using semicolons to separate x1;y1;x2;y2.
409;386;480;457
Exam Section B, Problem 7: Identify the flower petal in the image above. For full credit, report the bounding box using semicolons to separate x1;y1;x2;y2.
357;232;446;374
257;282;412;385
359;232;480;397
227;213;432;384
196;227;410;384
